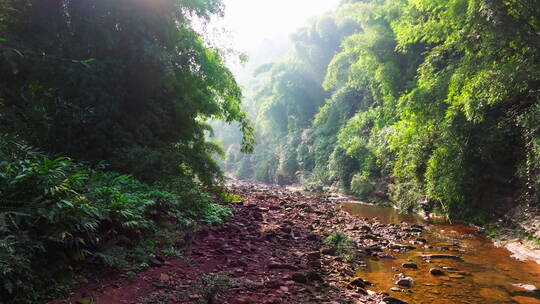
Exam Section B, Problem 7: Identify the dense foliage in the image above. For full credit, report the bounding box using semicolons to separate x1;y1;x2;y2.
0;139;232;303
0;0;251;302
219;0;540;221
0;0;254;183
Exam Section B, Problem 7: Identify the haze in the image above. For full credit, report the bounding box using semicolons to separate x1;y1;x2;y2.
222;0;341;50
211;0;341;83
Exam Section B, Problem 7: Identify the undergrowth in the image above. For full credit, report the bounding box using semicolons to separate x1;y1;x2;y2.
218;191;243;203
0;141;232;303
324;230;357;262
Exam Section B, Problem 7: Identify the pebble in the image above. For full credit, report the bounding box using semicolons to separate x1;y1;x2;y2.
402;263;418;269
395;277;414;287
430;268;444;276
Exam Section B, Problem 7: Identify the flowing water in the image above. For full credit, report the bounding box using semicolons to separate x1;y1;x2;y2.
341;202;540;304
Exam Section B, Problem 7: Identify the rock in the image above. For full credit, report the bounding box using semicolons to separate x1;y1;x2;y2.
512;283;539;292
421;254;462;261
395;277;414;287
366;245;382;253
291;273;308;283
429;268;444;276
360;225;372;232
366;289;377;295
447;274;465;279
404;227;423;233
306;234;320;241
390;287;411;293
159;273;170;282
306;251;321;260
280;226;292;234
149;257;164;267
348;277;366;288
383;296;409;304
152;281;167;289
362;234;378;240
389;244;416;250
268;262;298;270
357;287;368;295
378;252;395;259
511;296;540;304
306;271;324;282
402;263;418;269
321;248;336;255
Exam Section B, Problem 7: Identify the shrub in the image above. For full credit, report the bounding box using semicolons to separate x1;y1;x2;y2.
0;140;229;303
324;231;356;261
350;173;375;199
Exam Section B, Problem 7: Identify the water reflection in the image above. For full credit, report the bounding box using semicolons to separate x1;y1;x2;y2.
341;202;540;304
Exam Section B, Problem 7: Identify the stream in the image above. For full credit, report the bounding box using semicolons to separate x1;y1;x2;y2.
341;202;540;304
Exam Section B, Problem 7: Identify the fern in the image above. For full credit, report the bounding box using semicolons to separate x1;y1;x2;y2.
0;140;227;303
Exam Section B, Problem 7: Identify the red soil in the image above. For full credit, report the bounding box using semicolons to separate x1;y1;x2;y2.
53;182;414;304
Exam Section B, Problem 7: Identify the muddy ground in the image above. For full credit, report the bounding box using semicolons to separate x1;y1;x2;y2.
54;181;427;304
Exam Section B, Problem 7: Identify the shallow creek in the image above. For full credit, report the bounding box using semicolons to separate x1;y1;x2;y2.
341;202;540;304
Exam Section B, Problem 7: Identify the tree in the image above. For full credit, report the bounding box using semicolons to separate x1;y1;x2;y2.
0;0;254;183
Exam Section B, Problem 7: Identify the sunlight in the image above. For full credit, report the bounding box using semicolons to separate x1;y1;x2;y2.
221;0;341;50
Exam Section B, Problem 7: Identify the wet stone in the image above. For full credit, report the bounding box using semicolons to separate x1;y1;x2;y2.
512;283;539;292
421;254;462;261
402;263;418;269
389;244;416;250
348;277;366;288
430;268;444;276
390;287;412;293
383;296;409;304
447;273;465;279
378;252;395;259
395;277;414;287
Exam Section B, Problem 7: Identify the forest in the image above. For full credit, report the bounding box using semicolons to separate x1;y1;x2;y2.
219;0;540;221
0;0;252;302
1;0;540;303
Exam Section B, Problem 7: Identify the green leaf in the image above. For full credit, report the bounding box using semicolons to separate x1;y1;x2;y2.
80;58;95;68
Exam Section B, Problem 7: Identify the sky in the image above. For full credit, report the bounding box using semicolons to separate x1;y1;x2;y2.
219;0;342;51
201;0;341;83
